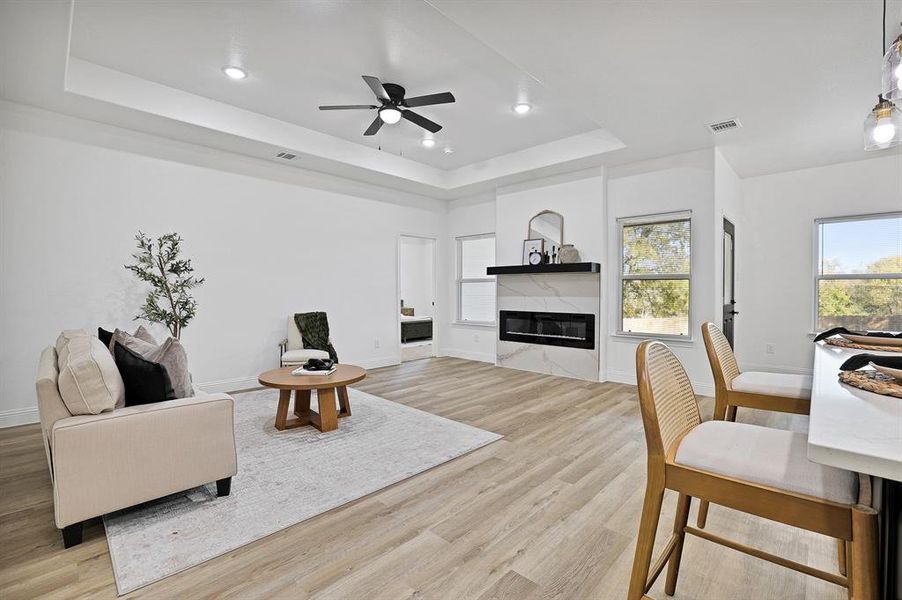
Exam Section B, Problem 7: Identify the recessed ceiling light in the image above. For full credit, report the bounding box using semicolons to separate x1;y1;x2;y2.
421;138;436;148
513;103;531;114
222;66;247;80
444;147;454;154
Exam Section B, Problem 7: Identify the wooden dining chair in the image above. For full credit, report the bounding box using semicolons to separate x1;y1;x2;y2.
697;321;816;530
628;340;877;600
702;321;812;422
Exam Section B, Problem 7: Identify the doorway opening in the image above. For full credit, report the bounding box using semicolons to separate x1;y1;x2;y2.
399;235;436;362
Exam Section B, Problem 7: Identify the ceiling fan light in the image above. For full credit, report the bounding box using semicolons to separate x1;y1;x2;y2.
863;96;902;150
421;138;436;148
379;107;402;124
882;34;902;101
513;103;531;115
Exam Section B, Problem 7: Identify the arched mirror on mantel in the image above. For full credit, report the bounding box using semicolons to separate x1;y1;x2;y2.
528;210;563;250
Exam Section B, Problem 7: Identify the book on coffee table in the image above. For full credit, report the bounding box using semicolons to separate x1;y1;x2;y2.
291;366;337;376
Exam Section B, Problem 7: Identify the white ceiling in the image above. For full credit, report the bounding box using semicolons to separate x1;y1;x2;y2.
68;0;602;171
1;0;900;198
429;0;902;177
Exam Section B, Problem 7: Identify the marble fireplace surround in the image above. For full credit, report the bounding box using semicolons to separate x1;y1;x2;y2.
496;272;601;381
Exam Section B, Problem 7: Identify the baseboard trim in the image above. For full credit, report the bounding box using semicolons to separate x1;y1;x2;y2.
0;406;40;428
354;356;401;370
605;368;716;398
438;349;495;363
195;376;262;394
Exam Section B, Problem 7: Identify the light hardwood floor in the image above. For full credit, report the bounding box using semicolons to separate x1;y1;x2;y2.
0;357;844;599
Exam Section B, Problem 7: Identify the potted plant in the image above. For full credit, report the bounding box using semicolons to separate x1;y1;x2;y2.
125;232;205;340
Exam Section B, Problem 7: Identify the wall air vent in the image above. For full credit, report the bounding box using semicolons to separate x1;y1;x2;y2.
706;119;741;133
276;152;297;160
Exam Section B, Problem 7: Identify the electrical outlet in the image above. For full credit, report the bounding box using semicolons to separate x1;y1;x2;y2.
765;343;776;355
473;333;480;343
374;339;381;349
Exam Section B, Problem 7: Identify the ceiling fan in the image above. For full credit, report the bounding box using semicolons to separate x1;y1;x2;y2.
319;75;455;136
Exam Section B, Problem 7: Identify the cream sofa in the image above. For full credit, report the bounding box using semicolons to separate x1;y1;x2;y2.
36;336;238;548
279;315;331;367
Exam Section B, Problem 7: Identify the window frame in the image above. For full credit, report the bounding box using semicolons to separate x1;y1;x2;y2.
456;232;497;326
812;211;902;333
617;210;693;340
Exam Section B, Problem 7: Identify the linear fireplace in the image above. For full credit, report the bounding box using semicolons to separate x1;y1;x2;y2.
499;310;595;350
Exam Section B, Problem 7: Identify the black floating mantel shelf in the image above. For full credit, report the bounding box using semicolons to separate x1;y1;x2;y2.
486;262;601;275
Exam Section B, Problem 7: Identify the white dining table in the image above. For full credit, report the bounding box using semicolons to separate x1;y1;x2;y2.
808;340;902;600
808;341;902;482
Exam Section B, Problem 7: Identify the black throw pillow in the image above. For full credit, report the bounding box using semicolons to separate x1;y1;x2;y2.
113;342;176;406
98;327;114;347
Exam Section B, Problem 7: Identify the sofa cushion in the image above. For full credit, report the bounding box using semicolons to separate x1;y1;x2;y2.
57;335;124;415
110;329;193;398
56;329;89;356
133;325;157;345
97;327;114;347
147;337;193;399
114;342;177;406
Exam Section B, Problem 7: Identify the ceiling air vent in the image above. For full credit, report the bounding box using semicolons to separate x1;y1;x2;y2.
276;152;297;160
706;119;741;134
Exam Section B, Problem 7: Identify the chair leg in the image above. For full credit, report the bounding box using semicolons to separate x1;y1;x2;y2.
837;538;847;577
696;500;710;529
849;505;878;600
628;483;665;600
725;405;738;422
216;477;232;497
665;494;692;596
62;522;83;548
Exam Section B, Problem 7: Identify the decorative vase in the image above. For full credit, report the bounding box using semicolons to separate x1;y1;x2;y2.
559;244;580;263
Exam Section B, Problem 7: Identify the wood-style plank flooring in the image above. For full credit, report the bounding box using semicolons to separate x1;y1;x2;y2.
0;357;844;599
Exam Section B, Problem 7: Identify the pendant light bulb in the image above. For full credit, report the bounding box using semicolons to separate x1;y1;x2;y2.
864;95;902;150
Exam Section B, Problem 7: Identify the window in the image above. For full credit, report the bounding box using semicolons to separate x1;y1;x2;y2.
457;234;496;324
619;212;691;337
815;213;901;332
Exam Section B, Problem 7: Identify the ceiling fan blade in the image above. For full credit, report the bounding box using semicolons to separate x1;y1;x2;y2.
403;92;455;108
363;115;384;136
362;75;391;101
319;104;377;110
402;110;442;133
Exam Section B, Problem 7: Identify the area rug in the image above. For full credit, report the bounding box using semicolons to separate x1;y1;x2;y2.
103;387;501;595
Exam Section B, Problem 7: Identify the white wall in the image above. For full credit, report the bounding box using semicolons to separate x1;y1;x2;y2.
495;168;605;265
735;154;902;374
606;150;717;394
399;236;434;318
0;106;446;426
438;194;496;362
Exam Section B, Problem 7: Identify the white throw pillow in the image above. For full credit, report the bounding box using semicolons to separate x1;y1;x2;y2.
57;335;125;415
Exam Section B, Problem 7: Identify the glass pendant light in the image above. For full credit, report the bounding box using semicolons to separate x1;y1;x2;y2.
882;29;902;100
863;95;902;150
865;0;902;150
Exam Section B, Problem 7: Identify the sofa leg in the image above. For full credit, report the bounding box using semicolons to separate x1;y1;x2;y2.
62;522;83;548
216;477;232;497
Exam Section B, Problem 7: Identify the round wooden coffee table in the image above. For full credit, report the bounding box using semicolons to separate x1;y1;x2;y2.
258;364;366;432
